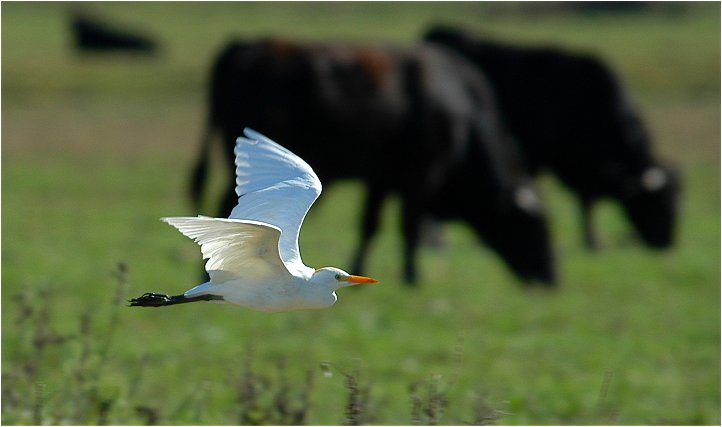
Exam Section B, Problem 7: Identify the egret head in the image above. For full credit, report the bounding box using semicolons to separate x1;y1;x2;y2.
312;267;379;290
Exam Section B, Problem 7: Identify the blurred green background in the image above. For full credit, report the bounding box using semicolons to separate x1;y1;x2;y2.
2;2;719;425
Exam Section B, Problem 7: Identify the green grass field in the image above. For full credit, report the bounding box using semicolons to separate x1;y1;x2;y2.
2;2;720;425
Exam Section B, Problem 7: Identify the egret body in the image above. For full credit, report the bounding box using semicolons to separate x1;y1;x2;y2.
130;129;378;312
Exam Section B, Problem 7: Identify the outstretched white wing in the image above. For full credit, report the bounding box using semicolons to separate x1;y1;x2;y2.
162;216;291;285
229;128;322;272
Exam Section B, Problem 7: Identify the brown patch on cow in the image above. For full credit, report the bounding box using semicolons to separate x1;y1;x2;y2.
267;38;303;59
355;47;394;89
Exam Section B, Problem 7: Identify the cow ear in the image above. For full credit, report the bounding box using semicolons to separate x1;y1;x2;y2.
641;167;668;192
514;185;543;214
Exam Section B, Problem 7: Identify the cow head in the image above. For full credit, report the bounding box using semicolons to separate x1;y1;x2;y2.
469;184;557;285
587;76;680;249
619;164;680;248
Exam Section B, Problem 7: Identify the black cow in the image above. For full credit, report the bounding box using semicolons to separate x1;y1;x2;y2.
70;11;158;54
424;26;680;250
190;38;555;285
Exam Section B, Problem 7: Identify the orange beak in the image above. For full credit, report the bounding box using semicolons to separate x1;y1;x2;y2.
341;275;379;285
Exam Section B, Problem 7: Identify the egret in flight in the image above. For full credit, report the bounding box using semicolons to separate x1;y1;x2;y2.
129;128;378;312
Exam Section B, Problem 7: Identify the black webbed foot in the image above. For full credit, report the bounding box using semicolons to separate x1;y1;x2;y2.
128;292;174;307
129;292;222;307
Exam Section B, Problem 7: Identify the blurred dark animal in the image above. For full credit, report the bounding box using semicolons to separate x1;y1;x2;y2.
424;26;680;250
191;38;555;285
70;11;158;54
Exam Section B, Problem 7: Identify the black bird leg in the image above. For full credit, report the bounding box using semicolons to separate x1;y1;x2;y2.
128;292;223;307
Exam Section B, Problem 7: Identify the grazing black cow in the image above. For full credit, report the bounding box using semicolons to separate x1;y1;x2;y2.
424;26;680;250
70;11;158;54
190;38;555;285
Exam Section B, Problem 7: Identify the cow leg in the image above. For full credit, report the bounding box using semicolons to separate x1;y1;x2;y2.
218;130;242;218
401;196;424;285
581;197;600;251
350;186;387;276
218;185;238;218
189;122;215;214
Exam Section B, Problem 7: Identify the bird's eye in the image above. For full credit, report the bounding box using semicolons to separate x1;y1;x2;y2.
334;274;341;280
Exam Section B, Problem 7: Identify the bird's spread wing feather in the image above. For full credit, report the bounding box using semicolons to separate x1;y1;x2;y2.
162;216;291;284
230;128;322;272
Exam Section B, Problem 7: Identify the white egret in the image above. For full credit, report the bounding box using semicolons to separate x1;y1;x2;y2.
129;128;378;312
